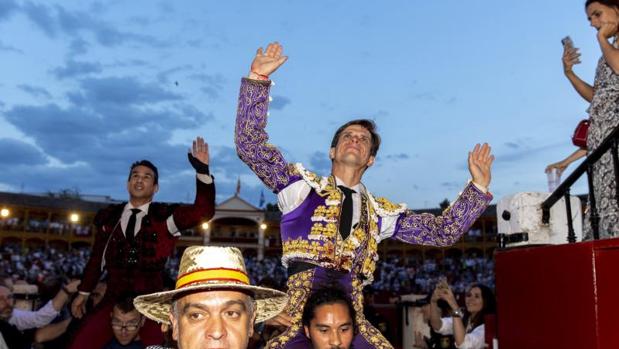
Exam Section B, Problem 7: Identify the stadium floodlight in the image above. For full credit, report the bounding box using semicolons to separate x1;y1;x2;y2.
69;213;80;223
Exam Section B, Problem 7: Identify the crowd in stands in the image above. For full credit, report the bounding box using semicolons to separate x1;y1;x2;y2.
0;245;494;298
0;218;92;236
0;244;495;348
0;246;89;286
372;255;495;295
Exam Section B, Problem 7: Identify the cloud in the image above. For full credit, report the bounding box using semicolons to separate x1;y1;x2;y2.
309;151;331;175
108;59;150;69
504;141;520;149
0;0;18;21
209;146;254;180
17;84;52;99
385;153;410;161
269;96;291;110
408;91;456;105
366;110;389;119
3;75;212;176
21;2;57;37
158;65;193;84
20;2;167;48
0;41;23;54
68;76;181;106
52;60;103;79
68;38;90;56
440;181;461;191
411;92;437;101
495;141;564;164
213;179;277;207
189;73;226;100
0;138;47;166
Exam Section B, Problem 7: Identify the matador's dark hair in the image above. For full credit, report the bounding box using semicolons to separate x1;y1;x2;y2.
585;0;619;8
330;119;381;157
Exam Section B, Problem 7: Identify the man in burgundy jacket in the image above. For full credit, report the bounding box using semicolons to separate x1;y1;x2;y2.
68;137;216;349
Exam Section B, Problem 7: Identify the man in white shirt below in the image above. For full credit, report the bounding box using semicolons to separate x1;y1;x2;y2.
0;281;79;330
69;137;216;349
0;281;79;349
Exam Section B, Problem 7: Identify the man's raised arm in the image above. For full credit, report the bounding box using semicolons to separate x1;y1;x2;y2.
235;42;293;193
384;144;495;246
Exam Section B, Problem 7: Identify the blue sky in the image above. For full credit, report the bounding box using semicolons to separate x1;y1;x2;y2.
0;0;602;208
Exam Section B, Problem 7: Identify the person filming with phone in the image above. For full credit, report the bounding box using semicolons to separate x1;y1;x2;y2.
428;280;495;349
546;0;619;239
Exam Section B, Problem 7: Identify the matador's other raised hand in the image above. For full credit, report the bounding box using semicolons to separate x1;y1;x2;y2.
248;42;288;80
468;143;494;189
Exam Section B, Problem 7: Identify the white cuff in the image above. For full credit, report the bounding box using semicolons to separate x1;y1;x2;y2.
167;215;181;236
471;181;488;194
197;173;213;184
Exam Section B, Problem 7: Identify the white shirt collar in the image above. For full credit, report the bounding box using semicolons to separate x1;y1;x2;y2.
334;176;365;194
124;201;151;214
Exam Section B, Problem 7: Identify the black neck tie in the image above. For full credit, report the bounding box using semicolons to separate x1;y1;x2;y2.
126;208;140;242
338;185;356;239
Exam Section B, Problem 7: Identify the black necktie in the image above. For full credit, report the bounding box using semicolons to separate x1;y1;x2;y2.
125;208;141;242
338;185;356;239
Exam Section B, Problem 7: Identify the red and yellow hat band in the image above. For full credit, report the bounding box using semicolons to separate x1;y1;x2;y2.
176;268;250;289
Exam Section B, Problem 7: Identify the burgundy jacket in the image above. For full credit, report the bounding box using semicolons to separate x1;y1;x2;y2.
78;177;215;298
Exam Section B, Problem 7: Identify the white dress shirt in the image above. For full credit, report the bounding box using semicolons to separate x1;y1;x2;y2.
437;317;485;349
9;300;58;331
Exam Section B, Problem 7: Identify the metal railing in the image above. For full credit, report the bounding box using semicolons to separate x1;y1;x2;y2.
541;123;619;241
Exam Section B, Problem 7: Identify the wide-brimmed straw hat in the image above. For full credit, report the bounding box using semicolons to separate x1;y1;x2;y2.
134;246;288;324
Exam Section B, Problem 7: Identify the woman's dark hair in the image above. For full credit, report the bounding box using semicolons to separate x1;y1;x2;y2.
330;119;381;157
586;0;619;9
302;286;357;333
464;284;496;331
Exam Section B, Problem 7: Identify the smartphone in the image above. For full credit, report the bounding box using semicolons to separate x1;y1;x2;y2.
562;36;574;49
436;276;449;290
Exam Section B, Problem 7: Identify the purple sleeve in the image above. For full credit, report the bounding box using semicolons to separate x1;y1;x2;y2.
234;78;293;193
392;183;492;246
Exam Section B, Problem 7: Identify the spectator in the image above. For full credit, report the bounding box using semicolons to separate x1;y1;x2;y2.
0;280;79;331
429;283;496;349
36;280;107;348
546;0;619;239
104;293;145;349
0;280;77;349
133;246;288;349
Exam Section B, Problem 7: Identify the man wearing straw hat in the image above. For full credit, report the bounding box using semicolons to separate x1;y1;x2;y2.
134;246;289;349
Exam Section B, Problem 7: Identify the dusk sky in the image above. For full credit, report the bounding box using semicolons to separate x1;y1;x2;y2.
0;1;600;208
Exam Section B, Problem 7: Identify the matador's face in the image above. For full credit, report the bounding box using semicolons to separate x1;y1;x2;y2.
330;125;375;170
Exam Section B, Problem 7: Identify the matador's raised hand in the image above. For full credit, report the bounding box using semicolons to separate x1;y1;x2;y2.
468;143;494;189
248;42;288;80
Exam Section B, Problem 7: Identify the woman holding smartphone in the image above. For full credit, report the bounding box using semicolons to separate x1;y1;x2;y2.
429;283;496;349
546;0;619;239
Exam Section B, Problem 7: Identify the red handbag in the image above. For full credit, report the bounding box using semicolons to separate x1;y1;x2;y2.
572;119;589;149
